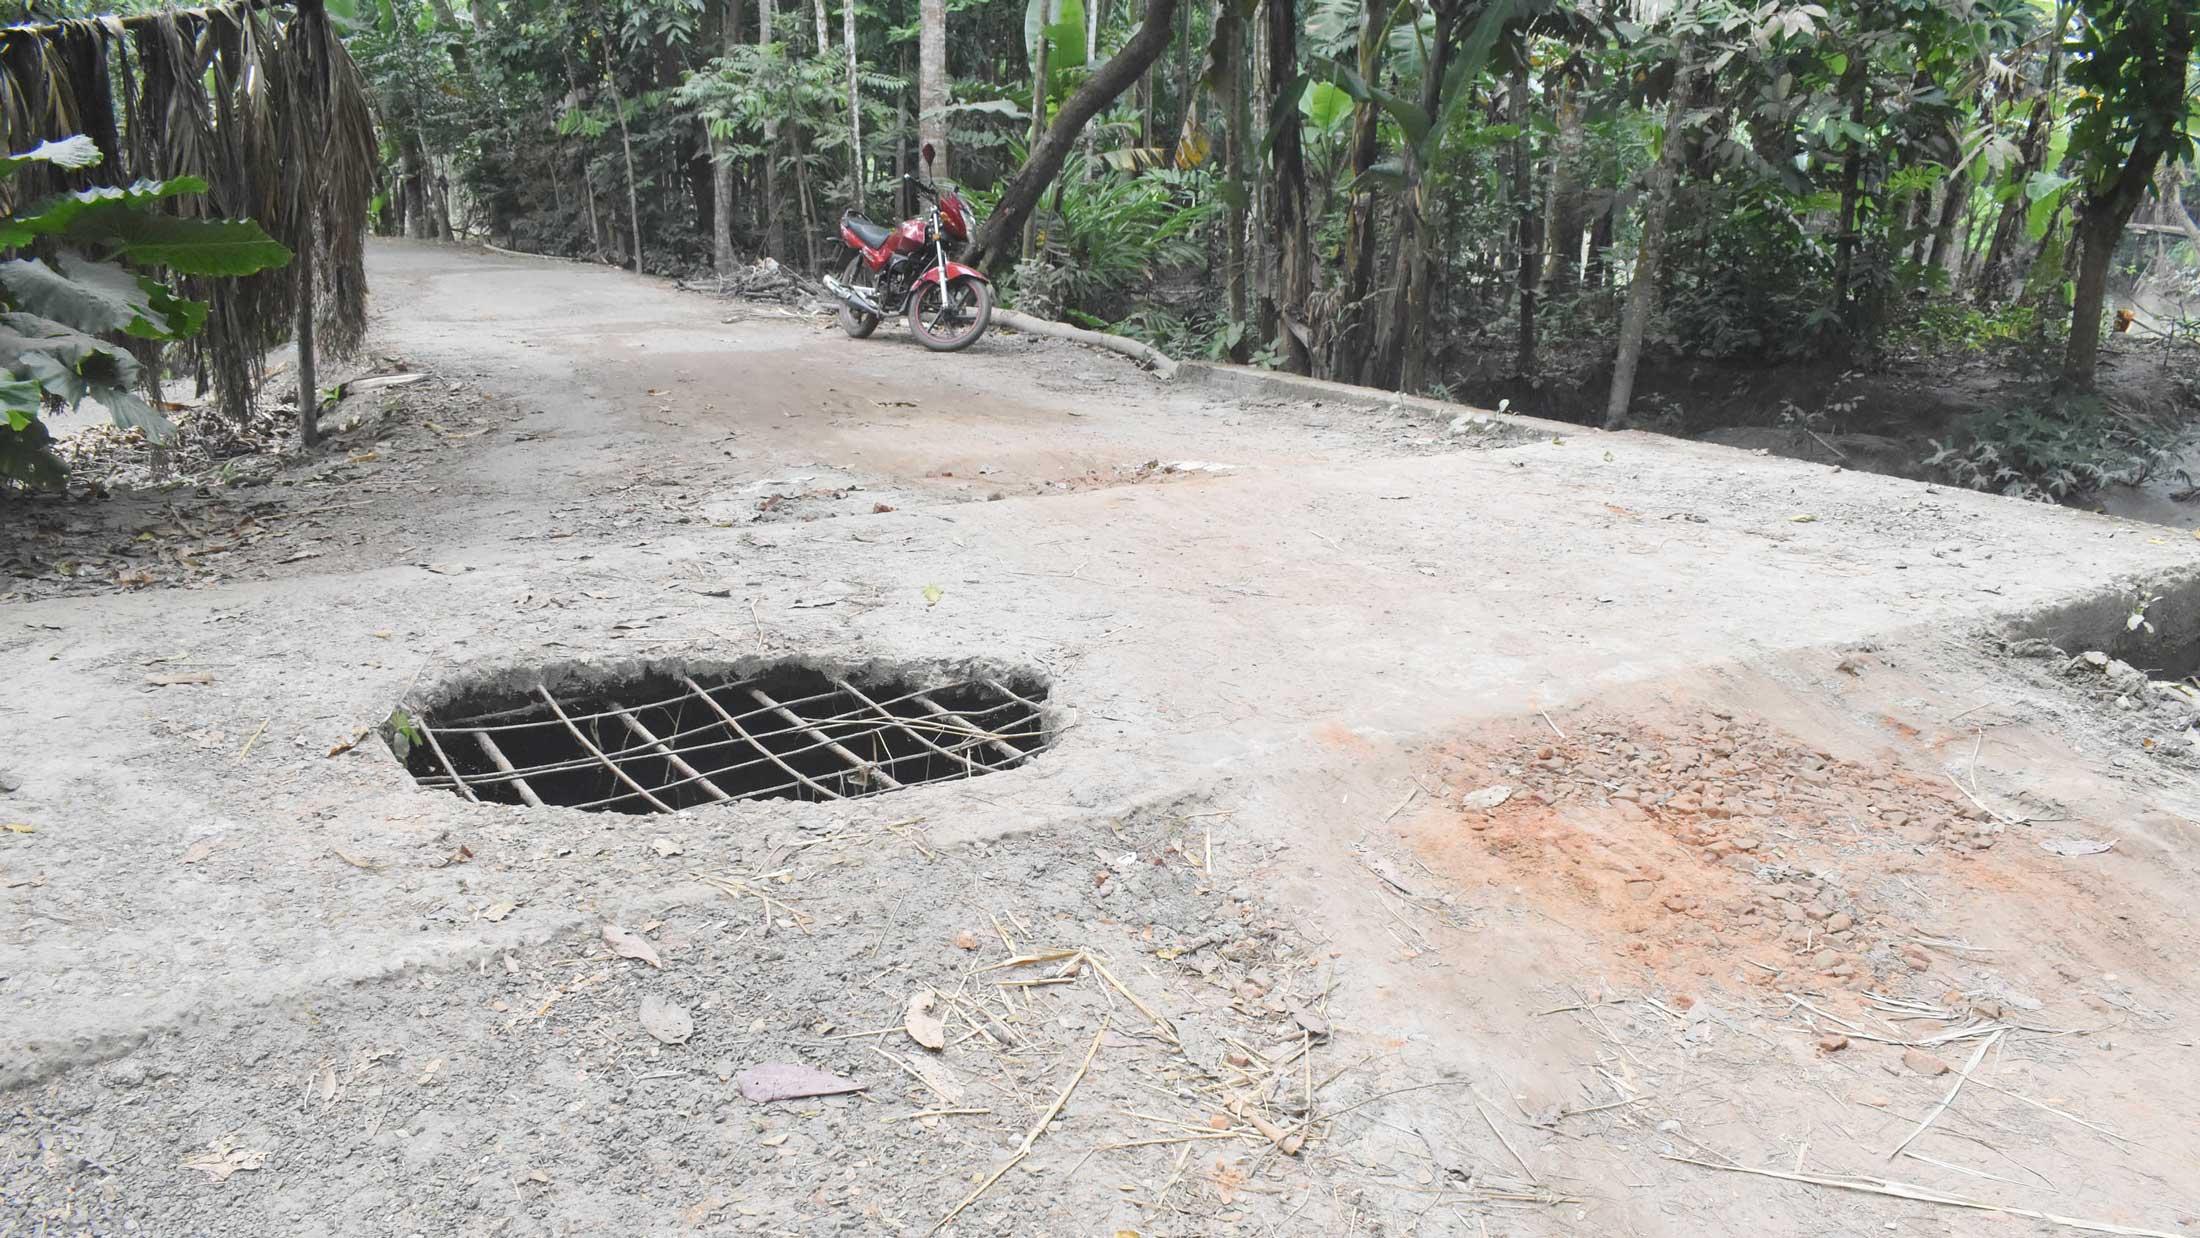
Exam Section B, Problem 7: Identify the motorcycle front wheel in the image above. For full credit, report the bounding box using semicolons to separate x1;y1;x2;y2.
835;256;881;339
908;276;993;352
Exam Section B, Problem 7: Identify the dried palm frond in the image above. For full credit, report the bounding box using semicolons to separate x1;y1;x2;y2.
1;0;377;431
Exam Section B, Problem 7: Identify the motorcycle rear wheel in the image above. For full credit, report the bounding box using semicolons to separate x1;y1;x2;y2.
909;276;993;353
835;256;881;339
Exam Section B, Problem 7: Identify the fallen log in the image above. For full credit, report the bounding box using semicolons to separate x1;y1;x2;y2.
993;308;1178;380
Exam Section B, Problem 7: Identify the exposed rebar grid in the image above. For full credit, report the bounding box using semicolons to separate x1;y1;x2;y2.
399;668;1052;814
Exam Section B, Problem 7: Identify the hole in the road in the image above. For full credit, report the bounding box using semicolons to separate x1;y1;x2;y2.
394;662;1054;813
2003;572;2200;681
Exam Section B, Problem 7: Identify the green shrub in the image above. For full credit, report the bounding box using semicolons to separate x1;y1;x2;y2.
0;135;291;487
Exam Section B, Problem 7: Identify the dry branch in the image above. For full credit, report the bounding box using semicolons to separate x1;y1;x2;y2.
993;308;1178;379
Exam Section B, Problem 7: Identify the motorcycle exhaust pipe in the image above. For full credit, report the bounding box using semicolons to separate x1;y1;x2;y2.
822;274;884;319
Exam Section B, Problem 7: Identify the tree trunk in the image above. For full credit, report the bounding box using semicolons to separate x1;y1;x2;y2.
713;0;742;271
605;73;644;273
2064;209;2122;390
918;0;948;180
791;115;820;271
2060;2;2194;391
1264;0;1311;374
896;64;912;216
1828;75;1864;328
295;188;319;447
962;0;1185;272
812;0;828;55
400;133;430;239
843;0;862;207
1023;33;1051;260
1585;201;1612;288
1542;66;1584;298
1978;5;2070;306
1926;163;1968;277
1371;0;1458;391
427;150;454;239
1606;76;1688;430
759;0;782;259
1332;0;1386;383
1511;64;1537;375
1210;0;1250;357
2164;166;2200;250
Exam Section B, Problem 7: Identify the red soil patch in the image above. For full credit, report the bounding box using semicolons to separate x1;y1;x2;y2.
1397;707;2005;991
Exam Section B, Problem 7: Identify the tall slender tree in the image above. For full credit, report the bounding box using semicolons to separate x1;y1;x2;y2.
2058;0;2196;391
1265;0;1312;373
712;0;742;271
919;0;950;179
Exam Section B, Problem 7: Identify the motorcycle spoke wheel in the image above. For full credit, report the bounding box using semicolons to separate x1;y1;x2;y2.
909;277;992;353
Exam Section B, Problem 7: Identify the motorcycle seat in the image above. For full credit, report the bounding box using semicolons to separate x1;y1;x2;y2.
843;214;893;249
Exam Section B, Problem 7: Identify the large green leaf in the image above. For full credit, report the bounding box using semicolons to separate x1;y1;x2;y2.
1302;81;1353;134
0;178;211;249
70;213;291;277
0;136;101;178
0;312;141;403
141;277;209;340
0;254;170;338
1023;0;1085;73
0;375;42;432
1328;64;1431;151
88;383;174;442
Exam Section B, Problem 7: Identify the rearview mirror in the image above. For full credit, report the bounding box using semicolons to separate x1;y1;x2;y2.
921;143;936;176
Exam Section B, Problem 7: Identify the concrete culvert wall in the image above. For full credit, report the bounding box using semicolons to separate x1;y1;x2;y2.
392;660;1054;813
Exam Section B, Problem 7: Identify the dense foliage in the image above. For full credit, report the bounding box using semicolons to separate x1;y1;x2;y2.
0;137;293;485
340;0;2194;404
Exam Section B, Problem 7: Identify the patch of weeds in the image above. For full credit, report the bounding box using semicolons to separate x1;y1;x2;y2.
1925;393;2184;502
383;706;424;761
1889;297;2043;354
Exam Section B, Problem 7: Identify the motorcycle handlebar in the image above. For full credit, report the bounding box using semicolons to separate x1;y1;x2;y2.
904;173;939;199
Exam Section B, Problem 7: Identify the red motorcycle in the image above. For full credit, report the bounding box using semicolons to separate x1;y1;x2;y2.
824;144;994;352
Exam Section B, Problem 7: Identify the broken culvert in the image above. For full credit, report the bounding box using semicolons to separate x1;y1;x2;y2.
393;662;1053;812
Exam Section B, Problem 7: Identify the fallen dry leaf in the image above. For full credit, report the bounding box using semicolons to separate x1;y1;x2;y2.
651;837;685;857
330;847;378;870
735;1063;865;1103
641;994;695;1045
904;989;946;1051
146;671;215;687
952;929;980;950
181;1141;265;1182
326;728;369;758
180;838;218;864
480;901;517;922
602;922;663;968
4;823;36;835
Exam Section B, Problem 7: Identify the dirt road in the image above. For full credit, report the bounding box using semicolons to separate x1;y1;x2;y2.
7;241;2200;1236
